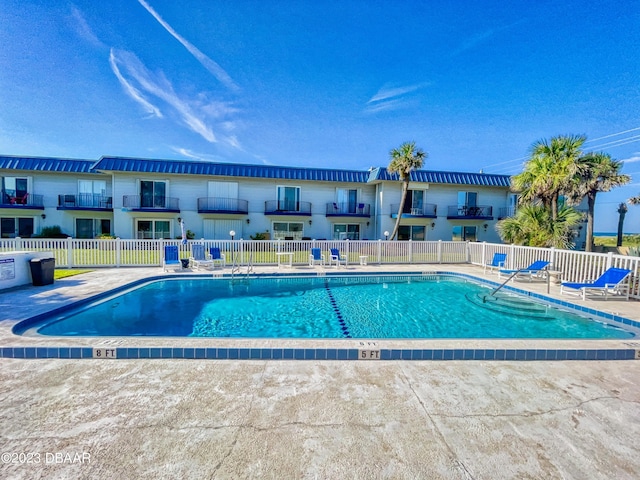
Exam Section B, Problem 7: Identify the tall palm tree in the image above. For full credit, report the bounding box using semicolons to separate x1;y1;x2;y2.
512;135;586;221
569;152;630;252
387;141;426;240
617;202;627;247
496;204;581;249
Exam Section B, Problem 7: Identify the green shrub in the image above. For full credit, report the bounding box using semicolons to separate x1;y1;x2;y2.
36;225;70;238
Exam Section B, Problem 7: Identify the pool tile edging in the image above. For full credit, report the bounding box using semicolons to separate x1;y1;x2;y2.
0;346;638;361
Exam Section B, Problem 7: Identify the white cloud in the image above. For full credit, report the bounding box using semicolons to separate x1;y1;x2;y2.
70;6;105;48
110;48;218;142
137;0;239;92
109;50;163;118
364;82;429;114
622;154;640;164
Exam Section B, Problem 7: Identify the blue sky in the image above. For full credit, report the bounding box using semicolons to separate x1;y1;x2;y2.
1;0;639;232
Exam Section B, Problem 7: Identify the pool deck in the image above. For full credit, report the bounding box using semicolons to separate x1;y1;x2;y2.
1;264;640;478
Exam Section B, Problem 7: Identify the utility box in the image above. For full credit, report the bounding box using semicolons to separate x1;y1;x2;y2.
29;258;55;286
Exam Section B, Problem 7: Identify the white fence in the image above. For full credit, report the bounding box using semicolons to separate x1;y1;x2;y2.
2;238;639;299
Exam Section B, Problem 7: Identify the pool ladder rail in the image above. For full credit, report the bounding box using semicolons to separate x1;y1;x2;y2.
230;251;253;278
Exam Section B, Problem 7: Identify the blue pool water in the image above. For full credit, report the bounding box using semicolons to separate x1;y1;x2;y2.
20;275;634;339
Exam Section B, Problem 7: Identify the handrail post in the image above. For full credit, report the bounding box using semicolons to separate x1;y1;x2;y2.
437;240;442;264
115;237;121;267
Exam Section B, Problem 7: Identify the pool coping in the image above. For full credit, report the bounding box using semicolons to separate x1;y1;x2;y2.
3;270;640;361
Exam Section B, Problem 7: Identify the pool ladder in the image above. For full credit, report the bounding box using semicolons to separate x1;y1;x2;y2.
230;251;253;278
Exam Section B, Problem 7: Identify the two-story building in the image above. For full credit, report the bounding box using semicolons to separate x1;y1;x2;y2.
1;154;577;245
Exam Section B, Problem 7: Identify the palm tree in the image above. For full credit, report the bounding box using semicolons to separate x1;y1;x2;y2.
387;141;426;240
496;204;581;249
512;135;586;221
569;152;630;252
617;202;627;247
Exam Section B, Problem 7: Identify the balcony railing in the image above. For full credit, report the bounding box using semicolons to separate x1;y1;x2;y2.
197;197;249;214
390;203;437;218
325;202;371;217
123;195;180;211
264;200;312;215
498;207;516;219
447;205;493;219
58;194;113;210
0;190;44;208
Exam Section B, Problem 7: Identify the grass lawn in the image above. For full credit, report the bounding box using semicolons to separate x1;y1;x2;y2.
594;235;640;247
54;269;93;280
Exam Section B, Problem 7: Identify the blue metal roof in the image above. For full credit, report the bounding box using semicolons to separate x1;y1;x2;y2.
0;155;512;187
95;157;371;183
369;167;511;187
0;155;99;173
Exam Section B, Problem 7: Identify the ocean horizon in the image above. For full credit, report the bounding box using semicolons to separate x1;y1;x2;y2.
594;232;640;237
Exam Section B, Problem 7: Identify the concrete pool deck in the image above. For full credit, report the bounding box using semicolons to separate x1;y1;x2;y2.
1;264;640;478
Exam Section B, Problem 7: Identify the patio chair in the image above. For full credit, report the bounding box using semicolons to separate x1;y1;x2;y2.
484;253;507;274
162;245;183;272
309;248;325;267
329;248;347;268
498;260;550;281
189;244;214;270
560;267;632;301
209;247;226;268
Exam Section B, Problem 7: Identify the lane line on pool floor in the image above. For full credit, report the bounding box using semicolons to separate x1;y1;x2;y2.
324;279;352;338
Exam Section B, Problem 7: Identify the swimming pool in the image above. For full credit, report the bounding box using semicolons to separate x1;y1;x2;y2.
16;274;635;339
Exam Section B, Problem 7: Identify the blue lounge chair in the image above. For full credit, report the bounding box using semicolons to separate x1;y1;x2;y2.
209;247;226;268
560;267;632;300
162;245;183;272
309;248;325;266
484;253;507;274
329;248;347;268
498;260;550;281
189;244;214;270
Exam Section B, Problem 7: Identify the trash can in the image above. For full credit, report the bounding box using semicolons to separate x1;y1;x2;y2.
181;259;190;269
29;258;55;286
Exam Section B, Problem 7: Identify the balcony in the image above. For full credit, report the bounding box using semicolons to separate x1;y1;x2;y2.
264;200;312;216
390;203;437;219
447;205;493;219
197;197;249;214
123;195;180;212
498;207;516;219
0;190;44;209
325;202;371;217
57;194;113;211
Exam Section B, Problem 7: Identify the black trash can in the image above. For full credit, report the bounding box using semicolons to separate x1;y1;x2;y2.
29;258;55;286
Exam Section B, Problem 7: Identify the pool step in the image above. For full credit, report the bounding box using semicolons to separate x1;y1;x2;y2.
465;293;554;320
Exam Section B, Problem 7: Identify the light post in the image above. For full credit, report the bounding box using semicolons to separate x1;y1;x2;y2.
229;230;236;241
384;230;389;241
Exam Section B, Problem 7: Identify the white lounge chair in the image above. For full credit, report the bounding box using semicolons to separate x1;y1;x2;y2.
189;244;214;270
309;248;325;267
560;267;632;300
329;248;347;268
162;245;183;272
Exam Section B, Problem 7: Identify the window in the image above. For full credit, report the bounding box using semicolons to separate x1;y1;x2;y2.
398;225;425;241
2;176;29;204
452;226;477;241
273;221;303;240
76;218;111;239
140;181;166;208
136;220;170;239
458;191;478;208
333;224;360;240
336;188;358;213
78;180;107;207
1;217;34;238
276;186;300;211
403;190;425;214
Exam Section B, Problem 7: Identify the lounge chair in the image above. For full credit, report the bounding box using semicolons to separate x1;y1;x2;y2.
189;244;214;270
498;260;550;281
484;253;507;274
560;267;632;300
329;248;347;268
209;247;226;268
309;248;325;267
162;245;183;272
